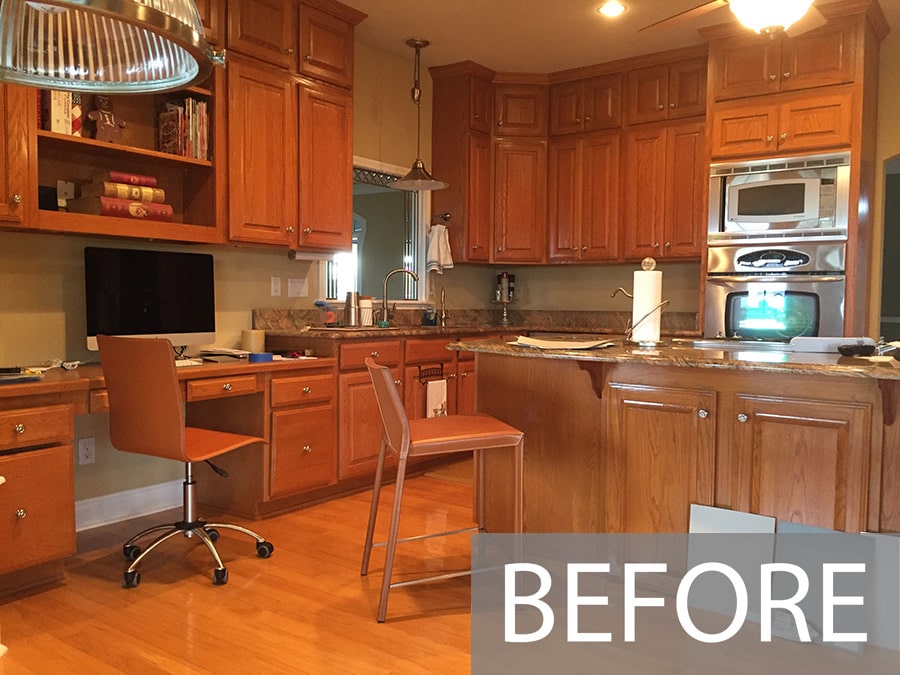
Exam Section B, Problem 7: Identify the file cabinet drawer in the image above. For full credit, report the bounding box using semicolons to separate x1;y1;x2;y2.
0;404;74;451
186;374;260;401
271;373;336;407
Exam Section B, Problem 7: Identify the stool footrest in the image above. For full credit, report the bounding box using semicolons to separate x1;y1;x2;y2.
372;525;479;548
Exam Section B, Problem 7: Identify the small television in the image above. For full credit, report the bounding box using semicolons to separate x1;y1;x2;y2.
84;246;216;351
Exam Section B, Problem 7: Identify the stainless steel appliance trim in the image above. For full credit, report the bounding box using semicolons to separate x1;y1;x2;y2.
705;275;847;283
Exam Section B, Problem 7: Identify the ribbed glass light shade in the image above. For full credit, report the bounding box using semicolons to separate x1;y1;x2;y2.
729;0;813;34
0;0;222;93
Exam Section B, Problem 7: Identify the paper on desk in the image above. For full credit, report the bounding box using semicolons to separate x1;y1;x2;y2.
512;335;616;350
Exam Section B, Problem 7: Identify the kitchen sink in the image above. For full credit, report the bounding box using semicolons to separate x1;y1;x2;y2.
673;338;793;352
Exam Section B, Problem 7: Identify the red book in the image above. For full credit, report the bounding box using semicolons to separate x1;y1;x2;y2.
90;170;158;187
65;196;173;222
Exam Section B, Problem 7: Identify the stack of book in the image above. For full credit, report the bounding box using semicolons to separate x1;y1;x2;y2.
66;171;174;222
158;97;209;160
39;90;84;136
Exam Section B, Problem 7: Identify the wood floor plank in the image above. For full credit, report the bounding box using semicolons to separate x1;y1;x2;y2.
0;476;473;673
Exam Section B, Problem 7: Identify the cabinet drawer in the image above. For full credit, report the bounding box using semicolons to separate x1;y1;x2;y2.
270;405;337;496
271;373;336;407
0;404;73;451
186;374;260;401
405;338;455;364
0;444;76;574
339;340;402;370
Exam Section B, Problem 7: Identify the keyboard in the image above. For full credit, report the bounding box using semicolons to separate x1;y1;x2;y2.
174;358;203;367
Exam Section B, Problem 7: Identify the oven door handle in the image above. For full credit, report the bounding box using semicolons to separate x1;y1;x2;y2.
706;274;845;283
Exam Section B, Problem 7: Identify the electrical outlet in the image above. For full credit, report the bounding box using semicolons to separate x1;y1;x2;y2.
77;437;96;465
270;276;282;296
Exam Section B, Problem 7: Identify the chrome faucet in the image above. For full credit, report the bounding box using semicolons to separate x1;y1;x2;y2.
440;286;448;327
380;268;419;325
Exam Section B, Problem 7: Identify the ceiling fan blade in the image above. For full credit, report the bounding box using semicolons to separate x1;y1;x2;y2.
785;4;827;37
638;0;729;33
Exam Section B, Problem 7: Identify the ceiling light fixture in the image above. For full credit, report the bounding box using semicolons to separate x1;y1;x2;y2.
728;0;814;34
0;0;224;94
598;2;626;18
391;38;448;192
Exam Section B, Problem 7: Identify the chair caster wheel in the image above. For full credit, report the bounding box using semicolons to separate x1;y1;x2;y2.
213;567;229;585
123;570;141;588
123;544;141;562
256;541;274;558
205;528;219;542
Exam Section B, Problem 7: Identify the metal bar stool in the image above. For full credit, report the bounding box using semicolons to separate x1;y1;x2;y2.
361;357;524;622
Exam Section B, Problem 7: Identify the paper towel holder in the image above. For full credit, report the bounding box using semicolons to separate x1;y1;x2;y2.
623;299;670;347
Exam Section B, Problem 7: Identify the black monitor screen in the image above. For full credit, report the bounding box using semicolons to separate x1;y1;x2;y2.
84;246;216;350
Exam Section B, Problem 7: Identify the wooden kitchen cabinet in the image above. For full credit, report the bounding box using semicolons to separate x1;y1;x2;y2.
708;18;857;102
298;1;364;88
548;73;622;136
624;57;706;125
226;0;298;69
194;0;223;45
622;119;705;260
0;83;29;224
548;131;620;262
494;82;549;137
404;337;459;419
493;138;547;263
709;88;853;159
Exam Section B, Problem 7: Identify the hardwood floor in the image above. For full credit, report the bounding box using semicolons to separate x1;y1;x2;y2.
0;474;474;673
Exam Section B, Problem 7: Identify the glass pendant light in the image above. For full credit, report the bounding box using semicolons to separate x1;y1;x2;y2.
392;38;447;192
729;0;814;34
0;0;224;93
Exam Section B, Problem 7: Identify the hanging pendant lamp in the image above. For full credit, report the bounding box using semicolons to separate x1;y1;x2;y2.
392;38;447;192
0;0;224;94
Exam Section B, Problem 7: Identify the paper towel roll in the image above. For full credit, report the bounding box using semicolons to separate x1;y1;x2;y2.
631;270;662;344
241;329;266;353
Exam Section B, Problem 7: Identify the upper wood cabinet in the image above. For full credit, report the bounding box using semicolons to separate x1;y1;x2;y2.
708;18;857;101
0;84;29;224
709;87;853;159
548;73;622;136
624;57;706;125
226;0;298;69
493;138;547;263
623;119;705;261
299;2;364;88
298;79;353;249
494;82;549;137
194;0;223;45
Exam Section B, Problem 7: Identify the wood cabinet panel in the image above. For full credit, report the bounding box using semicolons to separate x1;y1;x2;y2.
0;84;28;223
271;373;336;407
625;58;705;125
298;2;355;88
186;374;260;401
0;404;73;451
339;340;402;370
227;55;297;245
664;121;705;258
194;0;223;45
494;84;548;136
299;79;353;249
226;0;297;69
776;91;853;154
549;74;622;136
270;404;337;496
547;138;580;261
709;35;782;101
623;127;665;257
404;363;459;420
493;138;547;262
466;133;493;261
338;368;401;478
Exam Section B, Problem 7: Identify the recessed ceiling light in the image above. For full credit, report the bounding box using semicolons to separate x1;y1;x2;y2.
598;1;626;18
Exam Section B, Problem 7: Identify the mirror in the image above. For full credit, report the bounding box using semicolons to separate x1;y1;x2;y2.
323;159;428;304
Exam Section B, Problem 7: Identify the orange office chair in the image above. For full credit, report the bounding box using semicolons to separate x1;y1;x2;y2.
97;334;274;588
361;357;524;622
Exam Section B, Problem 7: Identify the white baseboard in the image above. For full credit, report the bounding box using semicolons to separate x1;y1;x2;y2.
75;480;182;532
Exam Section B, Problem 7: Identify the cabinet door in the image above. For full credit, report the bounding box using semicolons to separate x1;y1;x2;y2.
605;383;716;533
624;64;668;125
667;57;706;119
194;0;223;45
776;91;852;154
729;395;870;532
470;76;494;134
622;127;665;259
227;55;298;246
663;121;705;259
456;358;477;416
709;35;782;101
494;84;548;136
226;0;296;69
493;138;547;262
780;20;856;93
299;79;353;250
338;369;401;478
548;81;583;136
583;73;623;131
709;102;778;159
270;404;337;496
466;133;492;262
547;138;581;262
0;445;75;574
298;3;355;88
0;83;29;223
404;364;459;420
581;132;620;261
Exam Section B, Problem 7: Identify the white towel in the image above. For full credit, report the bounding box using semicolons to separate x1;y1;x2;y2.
425;224;454;274
426;379;448;417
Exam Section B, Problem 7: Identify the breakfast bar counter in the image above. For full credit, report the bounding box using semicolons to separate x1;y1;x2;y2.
449;337;900;536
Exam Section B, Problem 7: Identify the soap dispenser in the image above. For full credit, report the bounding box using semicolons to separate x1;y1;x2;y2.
422;291;437;325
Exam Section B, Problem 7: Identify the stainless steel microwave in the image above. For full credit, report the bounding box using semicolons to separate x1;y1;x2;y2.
708;152;850;242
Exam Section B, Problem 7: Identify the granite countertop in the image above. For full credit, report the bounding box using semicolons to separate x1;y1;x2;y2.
448;337;900;381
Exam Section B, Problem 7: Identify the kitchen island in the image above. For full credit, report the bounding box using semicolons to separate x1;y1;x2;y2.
450;337;900;535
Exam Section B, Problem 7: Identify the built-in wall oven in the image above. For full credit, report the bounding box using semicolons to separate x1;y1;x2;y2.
704;152;851;340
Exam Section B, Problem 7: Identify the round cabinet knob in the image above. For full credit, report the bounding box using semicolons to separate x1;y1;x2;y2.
222;383;233;391
285;226;294;233
737;413;748;423
393;379;402;386
574;117;581;123
496;247;503;253
285;47;295;54
584;116;592;122
497;118;503;127
12;194;21;204
447;373;457;379
656;104;665;111
15;508;26;519
471;244;480;250
302;386;311;394
13;423;25;434
768;74;778;81
302;445;312;453
473;113;480;120
461;371;469;378
779;133;787;141
782;72;791;79
698;409;709;419
669;102;676;108
303;228;312;234
581;246;588;252
653;242;660;249
665;242;671;249
304;54;312;62
572;246;579;252
766;135;774;143
370;351;379;358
